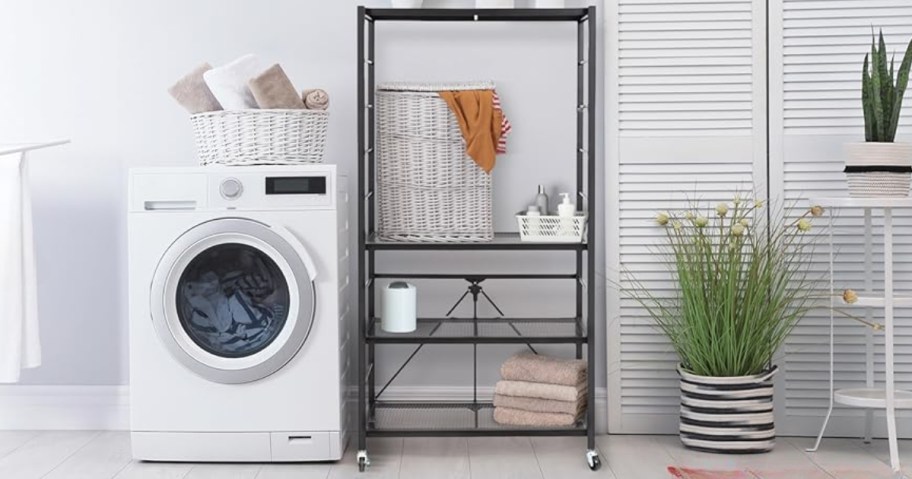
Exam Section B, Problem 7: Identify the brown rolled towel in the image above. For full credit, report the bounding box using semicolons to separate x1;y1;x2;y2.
248;64;306;109
493;393;585;416
501;353;587;386
493;407;581;427
494;379;586;403
302;88;330;110
168;63;222;114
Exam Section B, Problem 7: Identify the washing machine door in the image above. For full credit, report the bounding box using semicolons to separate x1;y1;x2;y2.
150;218;317;384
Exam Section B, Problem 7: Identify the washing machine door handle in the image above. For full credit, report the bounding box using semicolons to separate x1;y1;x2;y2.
272;225;318;281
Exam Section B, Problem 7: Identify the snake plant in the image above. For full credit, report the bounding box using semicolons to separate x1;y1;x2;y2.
863;30;912;142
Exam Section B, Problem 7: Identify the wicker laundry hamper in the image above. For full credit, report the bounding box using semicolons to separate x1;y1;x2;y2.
376;81;495;242
190;109;329;166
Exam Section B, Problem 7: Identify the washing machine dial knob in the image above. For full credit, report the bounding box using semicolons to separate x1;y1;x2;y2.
220;178;243;200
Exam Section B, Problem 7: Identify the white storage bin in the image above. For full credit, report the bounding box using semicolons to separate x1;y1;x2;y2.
516;214;587;243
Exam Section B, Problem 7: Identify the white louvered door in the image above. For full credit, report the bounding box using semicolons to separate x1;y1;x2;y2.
769;0;912;437
606;0;768;433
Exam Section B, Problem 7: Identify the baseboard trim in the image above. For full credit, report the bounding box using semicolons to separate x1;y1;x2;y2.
0;385;130;430
0;385;608;433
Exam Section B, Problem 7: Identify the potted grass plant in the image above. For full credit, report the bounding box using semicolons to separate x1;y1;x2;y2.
845;29;912;197
627;198;824;454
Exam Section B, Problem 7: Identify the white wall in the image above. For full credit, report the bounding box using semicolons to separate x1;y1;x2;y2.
0;0;605;423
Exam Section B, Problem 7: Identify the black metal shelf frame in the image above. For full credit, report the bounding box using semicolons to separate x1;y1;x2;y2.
356;5;599;471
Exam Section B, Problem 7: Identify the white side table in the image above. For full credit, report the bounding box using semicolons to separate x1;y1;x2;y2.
807;197;912;474
0;140;68;383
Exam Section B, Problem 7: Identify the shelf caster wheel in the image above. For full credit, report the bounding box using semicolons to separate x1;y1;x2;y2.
586;450;601;471
357;450;370;472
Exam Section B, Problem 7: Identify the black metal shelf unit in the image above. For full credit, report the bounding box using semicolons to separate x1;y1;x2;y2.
356;6;599;472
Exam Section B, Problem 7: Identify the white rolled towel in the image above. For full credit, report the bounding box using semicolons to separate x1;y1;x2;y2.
203;54;266;110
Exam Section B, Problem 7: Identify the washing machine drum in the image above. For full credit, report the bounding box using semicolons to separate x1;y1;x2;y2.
150;218;317;384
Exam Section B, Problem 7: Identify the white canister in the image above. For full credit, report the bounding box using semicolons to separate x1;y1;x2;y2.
477;0;515;8
381;282;417;333
391;0;423;7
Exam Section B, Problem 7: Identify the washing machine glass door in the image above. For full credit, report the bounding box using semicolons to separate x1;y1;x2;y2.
151;218;316;384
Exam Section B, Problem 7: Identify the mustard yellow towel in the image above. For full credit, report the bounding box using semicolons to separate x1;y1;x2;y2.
438;90;503;173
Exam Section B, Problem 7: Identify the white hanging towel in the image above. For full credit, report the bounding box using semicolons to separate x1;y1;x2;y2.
0;148;44;382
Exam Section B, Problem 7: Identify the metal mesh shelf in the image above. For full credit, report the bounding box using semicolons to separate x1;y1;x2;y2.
366;233;588;251
367;402;586;437
366;317;585;344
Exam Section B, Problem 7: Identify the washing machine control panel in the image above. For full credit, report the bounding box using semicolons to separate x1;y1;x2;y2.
208;169;335;210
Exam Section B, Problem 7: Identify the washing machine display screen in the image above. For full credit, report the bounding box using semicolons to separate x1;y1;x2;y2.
176;244;291;358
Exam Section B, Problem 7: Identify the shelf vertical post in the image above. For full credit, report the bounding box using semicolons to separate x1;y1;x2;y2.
863;208;873;443
884;207;900;472
575;9;585;361
356;5;367;457
585;5;598;454
366;13;377;425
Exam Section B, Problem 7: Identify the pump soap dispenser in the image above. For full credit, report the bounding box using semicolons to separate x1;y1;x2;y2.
557;193;575;217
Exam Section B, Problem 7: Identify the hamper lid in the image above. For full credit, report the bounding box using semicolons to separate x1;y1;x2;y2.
377;80;496;92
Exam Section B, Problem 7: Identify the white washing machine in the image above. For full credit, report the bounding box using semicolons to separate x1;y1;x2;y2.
128;165;350;462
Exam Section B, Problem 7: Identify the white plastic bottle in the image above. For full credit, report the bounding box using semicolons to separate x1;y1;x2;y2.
557;193;576;239
557;193;575;217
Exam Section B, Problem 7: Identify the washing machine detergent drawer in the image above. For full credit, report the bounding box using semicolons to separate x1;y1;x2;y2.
131;431;343;462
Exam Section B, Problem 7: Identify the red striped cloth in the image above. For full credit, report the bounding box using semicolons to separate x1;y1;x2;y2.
493;91;511;154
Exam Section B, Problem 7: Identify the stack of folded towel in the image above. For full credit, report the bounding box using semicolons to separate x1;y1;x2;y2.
168;54;330;114
493;353;587;427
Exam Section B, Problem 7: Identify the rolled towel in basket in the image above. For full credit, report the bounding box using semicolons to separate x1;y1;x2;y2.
493;393;585;416
494;379;586;403
248;64;306;109
168;63;222;114
203;54;266;110
302;88;330;110
501;353;587;386
493;407;581;427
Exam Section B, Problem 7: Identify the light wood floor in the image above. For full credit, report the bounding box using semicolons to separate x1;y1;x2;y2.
0;431;907;478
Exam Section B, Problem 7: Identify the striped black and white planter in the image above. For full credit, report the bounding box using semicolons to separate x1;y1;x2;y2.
678;365;777;454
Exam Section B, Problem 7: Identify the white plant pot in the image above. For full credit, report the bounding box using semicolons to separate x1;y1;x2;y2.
535;0;565;7
476;0;515;7
844;142;912;197
391;0;423;7
678;365;777;454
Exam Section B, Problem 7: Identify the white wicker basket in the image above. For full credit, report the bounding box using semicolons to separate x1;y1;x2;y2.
190;109;329;166
846;172;911;197
376;82;495;242
516;214;587;243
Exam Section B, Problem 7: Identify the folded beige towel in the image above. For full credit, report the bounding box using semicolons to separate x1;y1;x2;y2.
494;379;586;403
168;63;222;114
493;393;585;416
249;64;305;110
501;353;587;386
493;407;580;427
302;88;330;110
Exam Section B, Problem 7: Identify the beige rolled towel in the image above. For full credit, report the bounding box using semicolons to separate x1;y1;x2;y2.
248;64;306;109
494;379;586;403
493;393;585;416
302;88;330;110
501;353;587;386
168;63;222;114
493;407;580;427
